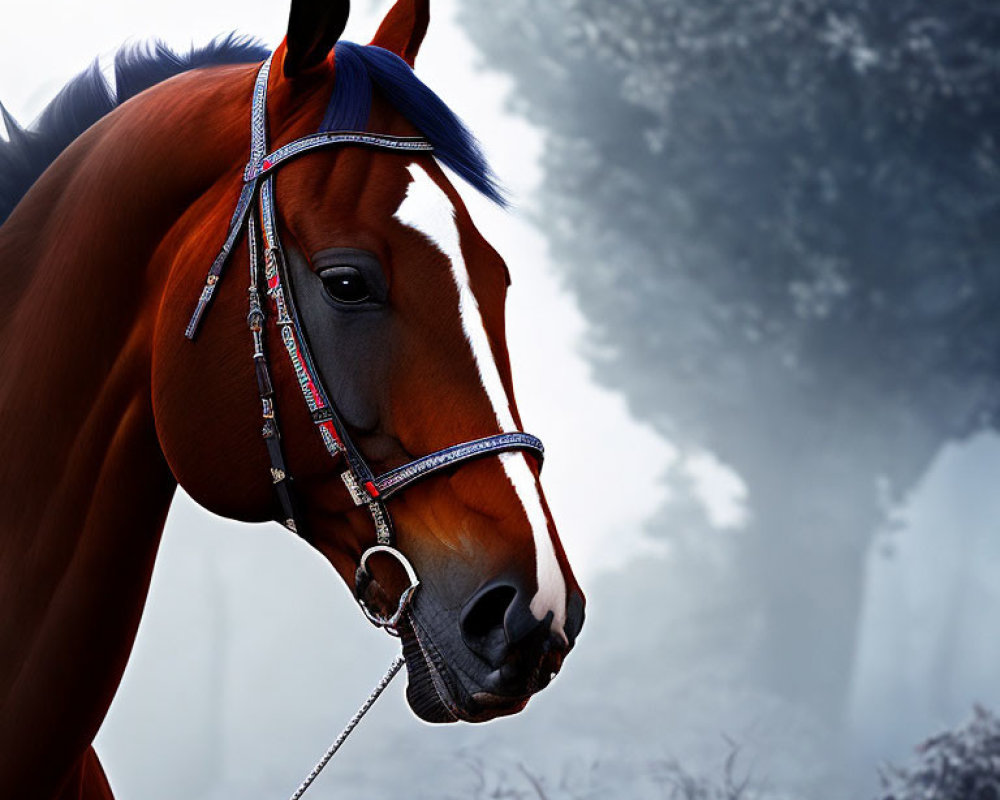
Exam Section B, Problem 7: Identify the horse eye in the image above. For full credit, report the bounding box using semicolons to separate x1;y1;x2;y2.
321;266;371;305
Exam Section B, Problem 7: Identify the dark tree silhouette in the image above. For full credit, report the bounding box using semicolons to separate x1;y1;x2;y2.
458;0;1000;718
877;706;1000;800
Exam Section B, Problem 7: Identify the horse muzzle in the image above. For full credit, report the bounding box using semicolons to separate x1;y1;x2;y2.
395;579;585;723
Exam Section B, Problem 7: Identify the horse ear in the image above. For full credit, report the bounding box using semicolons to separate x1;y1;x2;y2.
283;0;351;77
369;0;429;67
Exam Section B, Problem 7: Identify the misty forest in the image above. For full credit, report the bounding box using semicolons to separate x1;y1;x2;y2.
454;1;1000;798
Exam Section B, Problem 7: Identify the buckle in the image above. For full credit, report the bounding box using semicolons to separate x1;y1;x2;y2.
341;470;371;506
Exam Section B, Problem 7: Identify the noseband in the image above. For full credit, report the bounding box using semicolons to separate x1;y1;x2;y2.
184;55;544;632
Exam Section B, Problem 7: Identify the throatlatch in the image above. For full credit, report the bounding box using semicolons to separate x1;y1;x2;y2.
185;54;545;632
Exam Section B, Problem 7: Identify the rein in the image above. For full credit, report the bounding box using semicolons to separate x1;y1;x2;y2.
183;53;545;790
287;655;405;800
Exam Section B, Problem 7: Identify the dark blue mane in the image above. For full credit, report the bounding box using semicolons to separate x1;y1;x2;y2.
0;35;270;225
325;42;505;206
0;37;504;226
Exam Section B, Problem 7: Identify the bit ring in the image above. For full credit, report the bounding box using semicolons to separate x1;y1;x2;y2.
356;545;420;631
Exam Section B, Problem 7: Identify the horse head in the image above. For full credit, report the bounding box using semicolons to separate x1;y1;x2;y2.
152;0;584;724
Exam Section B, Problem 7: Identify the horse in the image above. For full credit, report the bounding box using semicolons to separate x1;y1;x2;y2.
0;0;585;796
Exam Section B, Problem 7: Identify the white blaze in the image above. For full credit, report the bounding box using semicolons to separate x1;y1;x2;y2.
395;165;567;636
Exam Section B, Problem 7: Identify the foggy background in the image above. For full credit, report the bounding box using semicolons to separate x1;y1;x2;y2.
2;1;998;797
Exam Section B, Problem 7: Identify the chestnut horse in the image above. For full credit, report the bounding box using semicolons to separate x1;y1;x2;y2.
0;1;584;797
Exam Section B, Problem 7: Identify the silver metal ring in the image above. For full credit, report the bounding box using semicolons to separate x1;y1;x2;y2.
357;545;421;631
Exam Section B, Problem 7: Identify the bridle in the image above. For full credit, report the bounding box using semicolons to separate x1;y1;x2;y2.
183;53;545;632
181;50;547;797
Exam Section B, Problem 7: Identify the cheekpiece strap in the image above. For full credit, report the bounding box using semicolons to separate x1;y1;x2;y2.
246;210;302;536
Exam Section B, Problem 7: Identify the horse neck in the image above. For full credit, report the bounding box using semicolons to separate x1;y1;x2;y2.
0;64;259;796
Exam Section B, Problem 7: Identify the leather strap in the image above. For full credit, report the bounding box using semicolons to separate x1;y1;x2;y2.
372;433;544;501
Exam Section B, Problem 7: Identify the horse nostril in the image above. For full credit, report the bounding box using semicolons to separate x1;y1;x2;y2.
504;597;551;648
461;583;518;665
